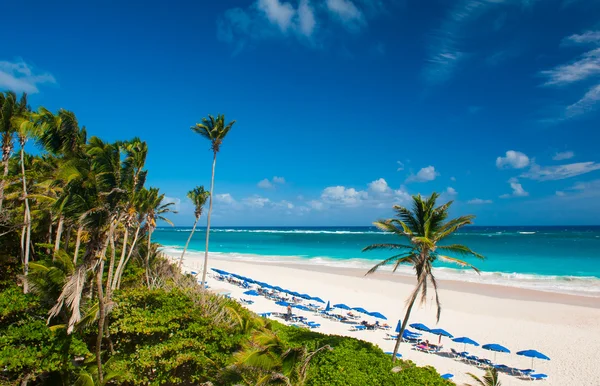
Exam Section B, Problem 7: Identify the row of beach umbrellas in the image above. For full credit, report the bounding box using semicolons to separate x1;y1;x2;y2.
330;303;388;320
404;321;550;367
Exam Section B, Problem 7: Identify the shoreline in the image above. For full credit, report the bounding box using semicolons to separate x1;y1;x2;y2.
160;246;600;301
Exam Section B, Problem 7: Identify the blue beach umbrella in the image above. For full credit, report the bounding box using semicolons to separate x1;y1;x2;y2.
324;301;331;312
482;343;510;362
273;286;284;292
352;307;370;314
429;328;453;338
211;268;228;275
409;323;430;332
452;336;479;352
293;305;311;311
299;293;312;300
333;303;352;310
310;296;325;303
243;290;260;296
275;301;291;307
368;312;387;320
517;349;550;368
385;352;402;358
395;320;403;333
440;374;454;380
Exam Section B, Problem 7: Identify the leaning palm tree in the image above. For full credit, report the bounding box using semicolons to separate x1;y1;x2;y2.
178;185;210;269
363;193;484;361
143;187;176;287
191;114;235;287
465;367;502;386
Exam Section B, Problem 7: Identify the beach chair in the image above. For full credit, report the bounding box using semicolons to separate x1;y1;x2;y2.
240;298;254;305
384;333;398;340
306;322;321;329
440;374;454;380
350;325;366;331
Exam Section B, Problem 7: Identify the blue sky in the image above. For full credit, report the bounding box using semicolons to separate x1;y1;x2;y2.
3;0;600;226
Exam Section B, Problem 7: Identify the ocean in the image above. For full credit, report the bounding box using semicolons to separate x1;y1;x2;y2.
154;226;600;297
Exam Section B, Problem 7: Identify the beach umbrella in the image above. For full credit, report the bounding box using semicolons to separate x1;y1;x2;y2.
299;293;312;300
333;303;352;310
275;301;291;307
429;328;453;338
368;311;387;320
452;336;479;352
440;374;454;380
395;320;403;333
352;307;370;314
273;286;284;292
324;301;331;312
517;349;550;368
385;352;402;358
243;290;260;296
482;343;510;362
293;305;311;311
409;323;430;332
310;296;325;304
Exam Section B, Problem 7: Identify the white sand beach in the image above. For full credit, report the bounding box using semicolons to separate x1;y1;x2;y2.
167;250;600;386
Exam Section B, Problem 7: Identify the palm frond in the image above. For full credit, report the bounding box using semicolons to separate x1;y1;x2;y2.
362;243;412;252
366;253;413;275
437;255;481;274
437;244;485;259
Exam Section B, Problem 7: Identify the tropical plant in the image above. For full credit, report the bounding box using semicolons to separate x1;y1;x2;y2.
0;91;28;212
191;114;235;287
464;367;502;386
179;185;209;269
363;193;484;360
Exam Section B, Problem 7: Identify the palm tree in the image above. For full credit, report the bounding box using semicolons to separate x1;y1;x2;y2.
363;193;484;361
178;186;209;270
191;114;235;288
465;367;502;386
0;91;28;211
143;187;175;287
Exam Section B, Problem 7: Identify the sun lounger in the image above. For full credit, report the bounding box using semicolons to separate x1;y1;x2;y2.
350;325;367;331
440;373;454;380
240;298;254;305
415;344;441;353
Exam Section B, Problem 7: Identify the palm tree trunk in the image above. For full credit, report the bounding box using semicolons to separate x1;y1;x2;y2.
47;212;53;255
54;215;64;253
95;257;106;384
201;152;217;288
73;225;83;264
145;227;153;288
0;137;13;212
391;292;419;361
20;144;31;294
111;226;129;290
179;217;198;270
105;230;117;299
115;225;140;290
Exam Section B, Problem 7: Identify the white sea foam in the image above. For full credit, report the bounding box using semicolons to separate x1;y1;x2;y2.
161;247;600;298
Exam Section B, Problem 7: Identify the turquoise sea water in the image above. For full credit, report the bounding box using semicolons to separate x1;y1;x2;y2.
154;226;600;296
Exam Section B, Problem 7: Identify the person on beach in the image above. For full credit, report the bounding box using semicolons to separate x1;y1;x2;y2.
286;305;292;321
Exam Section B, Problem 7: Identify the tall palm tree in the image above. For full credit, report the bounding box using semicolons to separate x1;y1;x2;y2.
0;91;28;211
143;187;175;287
465;367;502;386
191;114;235;287
363;193;484;361
178;185;209;270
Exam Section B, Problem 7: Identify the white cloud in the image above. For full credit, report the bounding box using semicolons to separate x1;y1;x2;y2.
321;185;368;206
243;195;271;208
258;0;295;31
309;200;325;210
553;151;575;161
215;193;236;204
565;83;600;118
396;161;404;171
496;150;530;169
521;161;600;181
563;30;600;45
406;166;439;183
258;176;286;189
500;177;529;198
446;187;458;195
258;178;273;189
555;191;565;196
298;0;316;36
0;60;56;94
541;47;600;86
368;178;391;194
326;0;363;23
468;198;493;204
162;196;182;212
450;176;456;181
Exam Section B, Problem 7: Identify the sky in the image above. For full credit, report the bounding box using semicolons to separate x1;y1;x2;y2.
3;0;600;226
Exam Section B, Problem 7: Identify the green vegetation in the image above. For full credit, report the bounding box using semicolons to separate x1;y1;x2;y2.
465;367;502;386
0;90;451;385
363;193;484;360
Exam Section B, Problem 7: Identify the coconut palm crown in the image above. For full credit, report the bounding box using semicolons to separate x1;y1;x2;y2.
363;192;484;361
